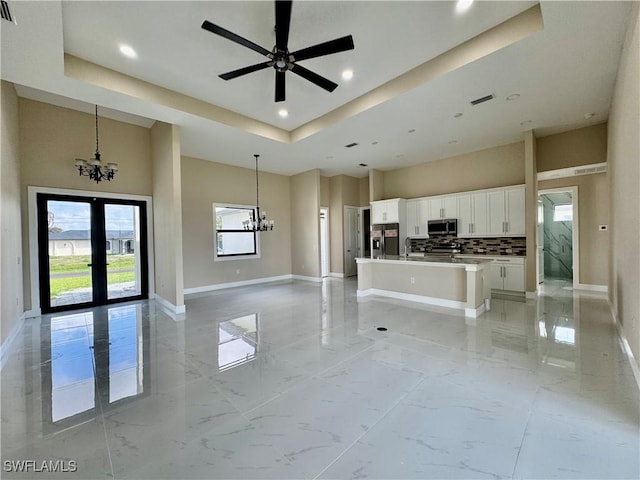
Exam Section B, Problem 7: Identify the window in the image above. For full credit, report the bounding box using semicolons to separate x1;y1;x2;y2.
214;205;259;259
553;204;573;222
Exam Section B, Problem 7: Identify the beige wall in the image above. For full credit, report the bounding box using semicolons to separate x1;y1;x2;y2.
18;99;153;310
320;175;330;208
359;177;370;207
524;131;537;293
539;174;609;286
382;142;525;199
290;169;321;278
328;175;361;274
1;82;24;344
151;121;184;308
537;123;608;172
608;3;640;364
181;156;292;288
369;169;384;202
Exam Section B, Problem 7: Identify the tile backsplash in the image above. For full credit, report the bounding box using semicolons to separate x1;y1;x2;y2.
411;236;526;256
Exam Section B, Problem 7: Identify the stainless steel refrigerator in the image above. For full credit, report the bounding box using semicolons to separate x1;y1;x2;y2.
371;223;399;257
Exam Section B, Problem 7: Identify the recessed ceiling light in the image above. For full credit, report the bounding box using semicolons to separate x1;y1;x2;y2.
119;45;137;59
520;119;533;126
278;109;288;118
448;140;458;144
342;69;354;81
326;156;334;160
456;0;474;13
395;154;404;158
454;112;463;118
584;112;596;119
506;94;521;101
408;129;416;133
372;141;379;145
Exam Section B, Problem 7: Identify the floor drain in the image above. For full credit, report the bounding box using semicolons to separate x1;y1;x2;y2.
377;327;388;332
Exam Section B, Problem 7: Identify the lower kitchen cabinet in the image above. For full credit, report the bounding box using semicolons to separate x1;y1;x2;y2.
488;258;525;292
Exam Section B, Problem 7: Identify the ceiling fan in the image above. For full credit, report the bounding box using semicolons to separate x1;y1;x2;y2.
201;0;354;102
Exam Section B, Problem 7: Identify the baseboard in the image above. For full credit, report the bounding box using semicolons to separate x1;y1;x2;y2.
184;275;293;295
329;272;344;278
575;283;608;293
465;303;486;318
357;288;467;313
608;300;640;392
154;295;186;317
25;308;41;318
526;291;537;299
291;275;323;283
0;312;26;371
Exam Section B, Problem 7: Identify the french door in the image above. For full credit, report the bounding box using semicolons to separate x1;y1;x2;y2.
37;193;149;313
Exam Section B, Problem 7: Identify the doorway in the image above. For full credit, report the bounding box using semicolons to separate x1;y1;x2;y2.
537;188;579;287
37;193;149;313
360;207;371;258
320;208;329;278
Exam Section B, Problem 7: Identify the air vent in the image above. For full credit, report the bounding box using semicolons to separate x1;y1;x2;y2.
574;165;606;175
1;0;13;22
537;162;607;181
470;93;495;106
344;142;359;148
358;163;368;167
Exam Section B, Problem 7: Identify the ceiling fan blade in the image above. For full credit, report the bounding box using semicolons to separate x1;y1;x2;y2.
275;71;286;102
290;35;354;62
219;62;272;81
275;0;292;51
201;20;271;57
290;64;338;92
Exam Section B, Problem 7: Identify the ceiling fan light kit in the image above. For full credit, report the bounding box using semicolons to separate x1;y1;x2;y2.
201;0;354;102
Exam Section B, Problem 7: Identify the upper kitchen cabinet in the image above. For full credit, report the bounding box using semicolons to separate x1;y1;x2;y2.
406;198;429;237
457;191;488;237
487;186;525;236
371;198;406;224
428;195;458;220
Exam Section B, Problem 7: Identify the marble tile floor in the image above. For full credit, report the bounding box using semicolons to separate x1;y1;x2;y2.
1;278;639;479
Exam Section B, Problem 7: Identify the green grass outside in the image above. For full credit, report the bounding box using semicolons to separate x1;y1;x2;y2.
49;254;135;273
49;271;136;297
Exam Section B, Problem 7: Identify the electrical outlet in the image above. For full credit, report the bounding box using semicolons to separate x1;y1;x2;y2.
505;248;513;254
477;248;485;253
599;225;608;231
410;277;415;284
236;269;240;275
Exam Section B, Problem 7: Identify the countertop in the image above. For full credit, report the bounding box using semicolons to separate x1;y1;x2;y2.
356;255;492;269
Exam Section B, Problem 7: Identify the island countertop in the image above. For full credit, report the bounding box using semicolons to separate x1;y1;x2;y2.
356;255;492;270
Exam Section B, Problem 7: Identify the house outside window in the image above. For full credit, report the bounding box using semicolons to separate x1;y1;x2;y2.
214;204;260;260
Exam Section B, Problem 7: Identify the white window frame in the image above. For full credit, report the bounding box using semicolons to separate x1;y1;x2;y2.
213;203;261;261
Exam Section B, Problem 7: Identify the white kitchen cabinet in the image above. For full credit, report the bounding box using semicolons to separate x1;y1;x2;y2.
428;195;458;220
406;198;428;236
371;198;406;224
487;186;525;236
457;192;488;237
488;257;525;292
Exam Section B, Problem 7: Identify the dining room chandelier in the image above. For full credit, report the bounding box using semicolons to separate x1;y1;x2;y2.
74;105;118;184
243;154;274;231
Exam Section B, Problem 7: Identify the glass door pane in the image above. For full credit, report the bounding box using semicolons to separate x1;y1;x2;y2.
105;204;142;300
46;200;94;308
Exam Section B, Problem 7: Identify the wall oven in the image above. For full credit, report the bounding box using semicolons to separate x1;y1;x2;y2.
427;219;457;237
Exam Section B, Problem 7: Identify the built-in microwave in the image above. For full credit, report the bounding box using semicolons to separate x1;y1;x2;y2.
427;219;457;237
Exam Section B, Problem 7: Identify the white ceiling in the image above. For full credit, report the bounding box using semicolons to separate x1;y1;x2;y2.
1;1;632;177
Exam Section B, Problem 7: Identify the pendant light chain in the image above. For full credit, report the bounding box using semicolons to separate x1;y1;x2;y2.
242;154;274;231
95;105;99;155
255;154;260;220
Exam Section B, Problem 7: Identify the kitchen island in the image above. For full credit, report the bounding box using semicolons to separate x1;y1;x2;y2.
356;256;492;317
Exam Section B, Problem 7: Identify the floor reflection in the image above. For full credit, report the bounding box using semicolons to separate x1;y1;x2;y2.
218;314;258;372
42;304;149;430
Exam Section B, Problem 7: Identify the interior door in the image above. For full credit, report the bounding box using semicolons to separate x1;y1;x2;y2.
38;194;148;313
344;206;358;277
320;208;329;278
537;199;545;284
